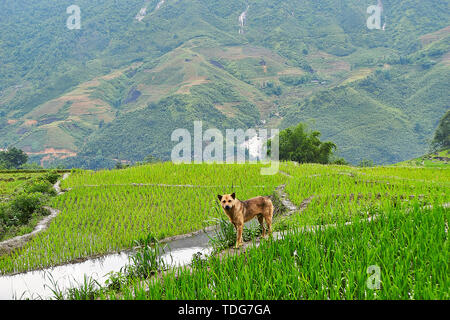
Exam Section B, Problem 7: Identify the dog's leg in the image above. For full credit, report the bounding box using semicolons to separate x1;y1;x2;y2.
265;213;273;237
258;214;266;237
235;223;243;248
232;222;239;248
239;223;244;247
269;204;274;235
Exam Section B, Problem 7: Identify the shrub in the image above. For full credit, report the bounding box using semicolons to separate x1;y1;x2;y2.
0;203;8;225
358;159;375;167
332;157;349;165
0;170;60;240
22;171;60;195
24;179;55;195
9;192;43;224
42;170;60;185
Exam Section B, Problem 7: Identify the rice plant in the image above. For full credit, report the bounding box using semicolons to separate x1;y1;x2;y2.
124;234;170;279
207;214;262;251
1;162;448;277
113;203;449;300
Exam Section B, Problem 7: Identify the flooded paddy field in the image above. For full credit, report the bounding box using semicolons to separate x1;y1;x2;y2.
0;163;448;299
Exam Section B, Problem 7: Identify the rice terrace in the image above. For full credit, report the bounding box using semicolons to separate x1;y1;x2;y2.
0;161;448;300
0;0;449;308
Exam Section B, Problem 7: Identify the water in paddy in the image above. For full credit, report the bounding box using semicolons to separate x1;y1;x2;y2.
0;230;214;300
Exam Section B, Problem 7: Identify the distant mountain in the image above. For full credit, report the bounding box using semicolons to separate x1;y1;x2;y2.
0;0;449;168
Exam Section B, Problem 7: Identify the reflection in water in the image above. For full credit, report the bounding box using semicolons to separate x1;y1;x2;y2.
0;244;212;300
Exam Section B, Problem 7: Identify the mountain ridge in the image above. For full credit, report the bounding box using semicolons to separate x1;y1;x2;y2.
0;0;449;168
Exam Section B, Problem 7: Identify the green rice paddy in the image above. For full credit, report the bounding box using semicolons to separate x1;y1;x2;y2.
0;162;448;301
112;204;448;300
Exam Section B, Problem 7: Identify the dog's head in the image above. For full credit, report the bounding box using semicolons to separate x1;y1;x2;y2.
218;193;236;211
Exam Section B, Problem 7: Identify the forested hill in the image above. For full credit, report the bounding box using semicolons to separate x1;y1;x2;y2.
0;0;449;168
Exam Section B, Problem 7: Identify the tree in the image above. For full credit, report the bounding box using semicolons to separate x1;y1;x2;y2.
115;162;128;170
358;159;375;167
331;157;349;165
0;147;28;169
268;123;339;164
143;154;160;164
431;110;450;151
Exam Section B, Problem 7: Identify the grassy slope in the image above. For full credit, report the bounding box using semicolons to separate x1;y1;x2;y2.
13;162;446;300
282;60;450;164
1;162;448;274
393;149;450;168
0;0;449;167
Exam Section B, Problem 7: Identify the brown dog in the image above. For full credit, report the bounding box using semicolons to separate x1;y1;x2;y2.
217;192;273;248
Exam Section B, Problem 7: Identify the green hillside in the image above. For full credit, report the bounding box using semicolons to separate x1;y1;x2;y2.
0;0;449;168
393;149;450;168
282;62;450;164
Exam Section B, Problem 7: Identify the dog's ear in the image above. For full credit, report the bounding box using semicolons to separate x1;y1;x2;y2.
218;194;222;201
231;192;235;199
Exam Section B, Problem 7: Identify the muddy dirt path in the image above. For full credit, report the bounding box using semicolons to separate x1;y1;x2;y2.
0;173;70;255
74;183;269;188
